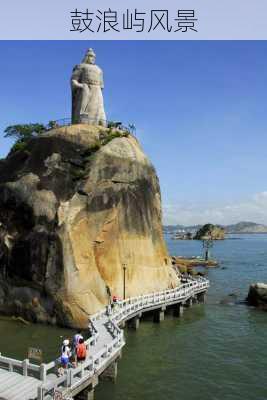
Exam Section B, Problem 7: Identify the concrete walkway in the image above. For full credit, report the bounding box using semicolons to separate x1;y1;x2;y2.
0;277;209;400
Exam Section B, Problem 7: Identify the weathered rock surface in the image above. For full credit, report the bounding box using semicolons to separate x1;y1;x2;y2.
0;125;178;328
194;224;225;240
247;283;267;310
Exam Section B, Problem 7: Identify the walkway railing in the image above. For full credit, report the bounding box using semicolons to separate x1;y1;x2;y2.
44;118;134;135
91;277;209;325
0;330;102;383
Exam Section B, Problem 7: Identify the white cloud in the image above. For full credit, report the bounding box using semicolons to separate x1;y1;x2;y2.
163;192;267;226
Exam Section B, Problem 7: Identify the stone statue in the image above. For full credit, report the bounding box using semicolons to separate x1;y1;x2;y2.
71;48;106;126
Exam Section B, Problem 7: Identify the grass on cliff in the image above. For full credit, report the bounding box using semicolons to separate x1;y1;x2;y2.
81;128;129;160
5;122;130;157
81;141;101;159
100;129;129;146
73;129;130;181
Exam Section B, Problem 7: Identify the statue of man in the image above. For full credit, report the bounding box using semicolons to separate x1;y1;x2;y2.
71;48;106;126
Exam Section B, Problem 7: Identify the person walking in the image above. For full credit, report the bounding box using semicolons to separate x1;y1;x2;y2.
60;339;71;369
73;330;83;348
71;330;84;365
76;337;87;363
88;319;96;338
106;285;112;302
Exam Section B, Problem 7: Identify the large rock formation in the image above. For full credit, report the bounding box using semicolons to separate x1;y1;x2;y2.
0;125;178;328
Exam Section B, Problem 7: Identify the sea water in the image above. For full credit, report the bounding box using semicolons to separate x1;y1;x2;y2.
96;234;267;400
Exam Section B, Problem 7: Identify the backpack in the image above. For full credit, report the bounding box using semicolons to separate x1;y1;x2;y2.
76;343;86;359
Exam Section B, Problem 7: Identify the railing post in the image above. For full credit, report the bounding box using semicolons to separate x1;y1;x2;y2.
37;386;44;400
103;344;108;358
69;368;74;386
40;363;47;382
22;359;29;376
80;363;85;378
63;370;69;387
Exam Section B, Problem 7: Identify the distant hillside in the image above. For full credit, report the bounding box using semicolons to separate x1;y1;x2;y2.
225;221;267;233
164;221;267;234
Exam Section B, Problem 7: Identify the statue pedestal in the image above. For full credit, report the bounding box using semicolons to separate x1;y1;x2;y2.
80;113;92;124
79;113;106;127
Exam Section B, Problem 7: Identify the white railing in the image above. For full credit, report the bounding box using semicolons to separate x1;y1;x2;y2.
0;277;209;400
37;330;125;400
39;277;209;398
105;277;209;325
0;353;42;378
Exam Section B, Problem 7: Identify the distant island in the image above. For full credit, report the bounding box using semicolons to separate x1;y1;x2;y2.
194;224;225;240
169;224;225;240
164;221;267;236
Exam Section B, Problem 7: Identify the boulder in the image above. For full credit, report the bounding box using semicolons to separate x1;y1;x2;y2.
247;283;267;310
0;125;178;328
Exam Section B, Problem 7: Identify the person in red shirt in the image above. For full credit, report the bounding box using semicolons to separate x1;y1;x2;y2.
76;338;87;363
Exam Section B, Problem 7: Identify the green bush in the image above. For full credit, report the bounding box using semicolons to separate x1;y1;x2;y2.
10;141;28;153
101;130;129;146
81;141;101;158
4;123;47;154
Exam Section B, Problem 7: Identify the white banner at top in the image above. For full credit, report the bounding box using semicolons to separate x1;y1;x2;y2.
0;0;267;40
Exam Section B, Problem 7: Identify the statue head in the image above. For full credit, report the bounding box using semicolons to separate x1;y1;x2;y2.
83;48;96;65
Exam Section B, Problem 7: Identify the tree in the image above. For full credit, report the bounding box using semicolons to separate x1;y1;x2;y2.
4;123;46;153
202;237;213;261
47;120;59;129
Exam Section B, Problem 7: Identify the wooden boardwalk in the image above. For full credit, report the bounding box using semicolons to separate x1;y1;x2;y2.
0;277;209;400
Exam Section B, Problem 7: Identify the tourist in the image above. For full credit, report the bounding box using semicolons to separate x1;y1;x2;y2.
88;319;96;338
76;337;87;363
112;294;118;303
73;330;83;350
106;303;112;316
106;284;112;303
71;330;84;365
112;294;120;312
60;339;71;369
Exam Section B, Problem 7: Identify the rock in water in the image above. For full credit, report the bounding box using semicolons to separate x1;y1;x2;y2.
247;283;267;310
0;125;178;327
219;293;238;305
194;223;225;240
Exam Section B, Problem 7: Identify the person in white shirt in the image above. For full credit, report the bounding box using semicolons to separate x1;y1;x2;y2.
61;339;71;368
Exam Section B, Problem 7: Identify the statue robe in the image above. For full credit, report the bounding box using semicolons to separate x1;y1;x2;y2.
71;63;106;126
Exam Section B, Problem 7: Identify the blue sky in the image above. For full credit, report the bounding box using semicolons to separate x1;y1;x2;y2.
1;41;267;225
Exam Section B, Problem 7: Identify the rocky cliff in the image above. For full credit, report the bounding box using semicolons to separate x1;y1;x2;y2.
0;125;178;328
